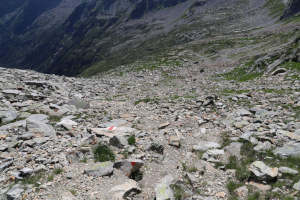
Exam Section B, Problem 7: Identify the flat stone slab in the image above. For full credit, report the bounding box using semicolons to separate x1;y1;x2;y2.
273;143;300;157
109;179;141;199
84;161;114;177
277;130;300;141
293;181;300;191
192;141;220;152
90;127;135;138
155;175;174;200
0;120;26;131
0;161;13;172
114;159;144;177
249;161;278;181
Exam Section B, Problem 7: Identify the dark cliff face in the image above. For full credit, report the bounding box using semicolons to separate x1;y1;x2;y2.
130;0;188;19
280;0;300;20
0;0;191;76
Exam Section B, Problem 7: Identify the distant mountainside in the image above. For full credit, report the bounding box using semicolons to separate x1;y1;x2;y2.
0;0;299;76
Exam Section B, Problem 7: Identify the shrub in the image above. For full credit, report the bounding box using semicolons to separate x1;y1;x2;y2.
128;135;136;145
93;143;115;162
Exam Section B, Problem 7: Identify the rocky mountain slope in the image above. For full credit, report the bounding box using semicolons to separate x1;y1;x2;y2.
0;0;298;76
0;47;299;199
0;0;300;200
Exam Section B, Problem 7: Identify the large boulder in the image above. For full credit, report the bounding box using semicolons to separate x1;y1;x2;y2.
109;180;141;199
26;114;56;138
155;175;175;200
192;141;220;152
67;98;90;109
84;161;114;177
0;110;18;124
249;161;278;181
113;159;144;177
6;185;24;200
273;143;300;157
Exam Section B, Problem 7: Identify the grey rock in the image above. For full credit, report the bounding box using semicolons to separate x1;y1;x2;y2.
0;144;9;151
271;68;287;75
186;173;198;185
26;114;56;138
17;133;33;141
84;161;114;177
277;130;300;141
279;167;298;175
240;132;254;140
109;135;128;149
0;110;18;123
158;122;170;129
33;137;48;145
33;165;48;173
206;149;224;157
6;185;24;200
109;179;141;199
293;181;300;191
0;120;26;131
234;186;248;198
66;151;83;164
0;161;13;172
146;143;164;154
168;135;181;147
236;108;252;116
254;141;272;151
249;161;278;181
113;159;144;177
67;98;90;109
224;142;242;158
155;175;175;200
98;119;128;128
192;141;220;152
2;90;21;95
57;117;78;130
273;143;300;157
66;173;73;179
19;168;33;177
203;99;214;106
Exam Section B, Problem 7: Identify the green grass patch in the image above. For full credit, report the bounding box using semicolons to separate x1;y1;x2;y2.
54;168;64;175
282;104;300;120
21;173;44;187
225;140;300;199
80;156;88;163
283;61;300;71
49;115;62;122
182;163;197;173
218;58;263;82
227;181;243;194
47;174;54;181
247;192;260;200
93;143;115;162
70;189;77;196
264;0;285;18
130;170;143;181
134;98;159;105
127;135;136;145
170;184;186;200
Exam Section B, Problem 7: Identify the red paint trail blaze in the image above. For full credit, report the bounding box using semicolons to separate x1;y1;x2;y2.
131;162;136;167
108;126;114;131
